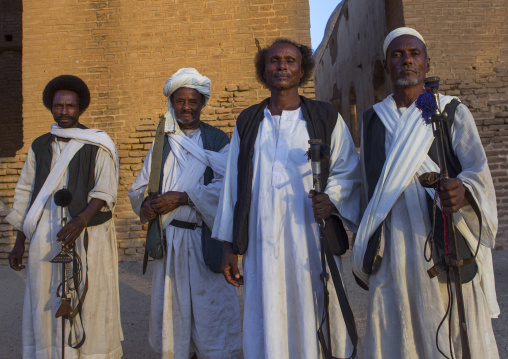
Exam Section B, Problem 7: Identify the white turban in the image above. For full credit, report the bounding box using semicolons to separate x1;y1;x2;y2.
162;68;211;133
383;27;426;58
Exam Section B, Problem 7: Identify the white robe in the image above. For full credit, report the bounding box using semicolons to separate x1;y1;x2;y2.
353;95;499;359
213;107;361;359
128;128;242;359
6;135;123;359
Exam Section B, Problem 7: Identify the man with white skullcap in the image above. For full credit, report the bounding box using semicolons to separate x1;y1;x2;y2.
128;68;242;358
8;75;124;358
352;27;500;358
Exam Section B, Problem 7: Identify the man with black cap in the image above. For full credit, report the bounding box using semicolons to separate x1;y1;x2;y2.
7;75;123;358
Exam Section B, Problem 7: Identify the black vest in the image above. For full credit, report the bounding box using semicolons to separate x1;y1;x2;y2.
160;122;230;273
233;96;343;255
362;100;477;282
30;124;112;227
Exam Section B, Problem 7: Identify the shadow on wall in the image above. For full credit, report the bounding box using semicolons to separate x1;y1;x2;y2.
0;51;23;158
0;0;23;157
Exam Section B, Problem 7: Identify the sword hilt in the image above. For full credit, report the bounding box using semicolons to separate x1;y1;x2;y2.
308;139;323;194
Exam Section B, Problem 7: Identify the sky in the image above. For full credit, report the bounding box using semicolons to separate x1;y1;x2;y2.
309;0;343;50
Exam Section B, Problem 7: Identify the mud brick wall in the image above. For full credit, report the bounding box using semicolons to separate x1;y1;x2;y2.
0;0;314;263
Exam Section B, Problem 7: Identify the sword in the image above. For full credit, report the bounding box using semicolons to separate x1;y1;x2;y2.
51;188;73;359
308;139;358;359
424;77;471;359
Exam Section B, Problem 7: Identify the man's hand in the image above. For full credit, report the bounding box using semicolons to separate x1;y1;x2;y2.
141;197;157;221
57;217;85;247
150;191;188;215
9;231;26;271
56;198;105;247
438;178;468;214
221;242;243;287
308;190;335;222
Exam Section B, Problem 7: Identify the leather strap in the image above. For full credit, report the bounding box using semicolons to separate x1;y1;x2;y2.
318;223;358;359
67;229;89;349
170;219;202;230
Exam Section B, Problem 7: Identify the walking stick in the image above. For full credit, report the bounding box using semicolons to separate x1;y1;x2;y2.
308;139;358;359
422;77;471;359
51;188;74;359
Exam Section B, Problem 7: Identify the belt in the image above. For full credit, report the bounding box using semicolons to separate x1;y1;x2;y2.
170;219;201;230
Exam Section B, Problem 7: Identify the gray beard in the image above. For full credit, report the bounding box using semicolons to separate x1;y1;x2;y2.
396;78;419;87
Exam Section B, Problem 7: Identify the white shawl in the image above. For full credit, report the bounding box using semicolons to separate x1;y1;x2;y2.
22;125;119;241
352;94;453;284
128;130;228;230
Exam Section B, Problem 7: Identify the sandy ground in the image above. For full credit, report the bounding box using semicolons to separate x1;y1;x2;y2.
1;249;506;358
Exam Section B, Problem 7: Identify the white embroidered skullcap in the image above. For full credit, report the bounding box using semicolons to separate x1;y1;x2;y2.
383;27;426;58
162;68;211;133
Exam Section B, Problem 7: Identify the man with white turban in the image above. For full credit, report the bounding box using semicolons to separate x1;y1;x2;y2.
352;27;500;358
8;74;123;358
128;68;242;358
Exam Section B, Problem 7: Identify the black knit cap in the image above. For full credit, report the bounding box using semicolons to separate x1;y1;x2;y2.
42;75;90;111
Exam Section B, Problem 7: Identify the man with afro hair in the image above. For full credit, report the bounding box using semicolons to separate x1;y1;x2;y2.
7;75;123;358
214;39;361;358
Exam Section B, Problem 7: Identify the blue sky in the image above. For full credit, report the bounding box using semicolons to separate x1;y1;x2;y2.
309;0;342;50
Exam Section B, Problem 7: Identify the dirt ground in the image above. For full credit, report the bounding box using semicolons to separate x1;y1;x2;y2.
1;249;506;358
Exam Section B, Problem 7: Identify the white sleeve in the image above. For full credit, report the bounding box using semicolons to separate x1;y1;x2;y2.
452;103;497;247
128;142;154;223
88;147;119;211
186;144;230;229
6;148;37;231
211;129;240;243
324;114;362;232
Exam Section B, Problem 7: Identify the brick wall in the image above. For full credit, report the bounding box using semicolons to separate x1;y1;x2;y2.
0;0;22;157
315;0;508;249
403;0;508;249
0;0;313;263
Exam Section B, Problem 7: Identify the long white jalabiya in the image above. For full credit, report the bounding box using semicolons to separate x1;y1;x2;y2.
213;107;361;359
354;94;499;358
352;93;499;315
6;126;123;359
128;129;241;358
22;124;119;241
162;68;211;133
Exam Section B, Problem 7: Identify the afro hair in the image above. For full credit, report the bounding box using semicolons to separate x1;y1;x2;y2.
42;75;90;112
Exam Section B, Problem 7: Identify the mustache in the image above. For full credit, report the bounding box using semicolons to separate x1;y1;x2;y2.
176;110;195;119
273;71;291;77
399;66;420;74
56;115;78;122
